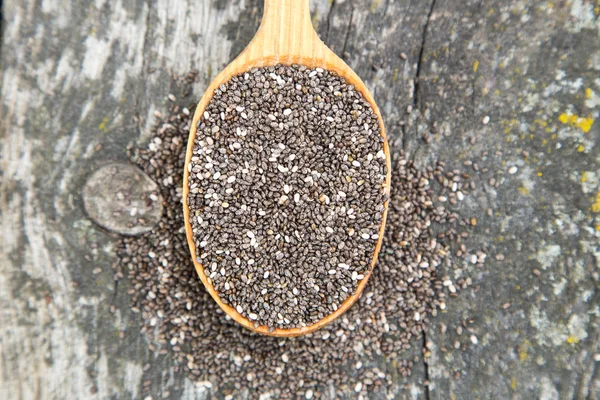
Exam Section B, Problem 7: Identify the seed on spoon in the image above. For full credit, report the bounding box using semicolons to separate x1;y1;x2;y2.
186;65;387;330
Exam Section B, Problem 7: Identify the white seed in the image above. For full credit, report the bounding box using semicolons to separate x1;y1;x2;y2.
248;313;258;320
227;176;236;183
483;115;490;125
508;166;518;174
283;109;292;116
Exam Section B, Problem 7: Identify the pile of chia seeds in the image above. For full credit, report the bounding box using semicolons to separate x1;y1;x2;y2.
186;65;388;330
113;71;477;399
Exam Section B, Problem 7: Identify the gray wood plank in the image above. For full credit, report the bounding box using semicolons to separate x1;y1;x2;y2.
1;0;599;399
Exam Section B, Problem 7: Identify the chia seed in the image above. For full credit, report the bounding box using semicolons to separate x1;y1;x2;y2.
113;70;477;399
186;65;388;329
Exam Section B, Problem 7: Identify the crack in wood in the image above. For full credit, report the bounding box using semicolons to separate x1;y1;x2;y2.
340;7;353;59
0;0;4;58
414;0;436;110
137;0;153;138
382;0;391;19
422;330;431;400
325;0;336;44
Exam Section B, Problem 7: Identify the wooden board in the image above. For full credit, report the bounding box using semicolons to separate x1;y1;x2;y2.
1;0;599;398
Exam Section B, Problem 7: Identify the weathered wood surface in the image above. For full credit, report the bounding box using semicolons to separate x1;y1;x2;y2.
1;0;599;399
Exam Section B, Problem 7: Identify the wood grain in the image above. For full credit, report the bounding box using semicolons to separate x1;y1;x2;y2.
182;0;392;337
2;0;599;398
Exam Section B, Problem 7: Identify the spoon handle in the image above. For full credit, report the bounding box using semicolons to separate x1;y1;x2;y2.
246;0;321;61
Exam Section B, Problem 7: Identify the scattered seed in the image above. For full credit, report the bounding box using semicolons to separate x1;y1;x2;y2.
112;69;476;399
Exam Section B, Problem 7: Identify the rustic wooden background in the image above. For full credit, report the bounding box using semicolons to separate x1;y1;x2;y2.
1;0;599;399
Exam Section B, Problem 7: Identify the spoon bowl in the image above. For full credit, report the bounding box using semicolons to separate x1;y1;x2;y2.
183;0;391;337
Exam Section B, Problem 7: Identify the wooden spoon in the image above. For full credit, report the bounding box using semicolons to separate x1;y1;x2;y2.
183;0;392;337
